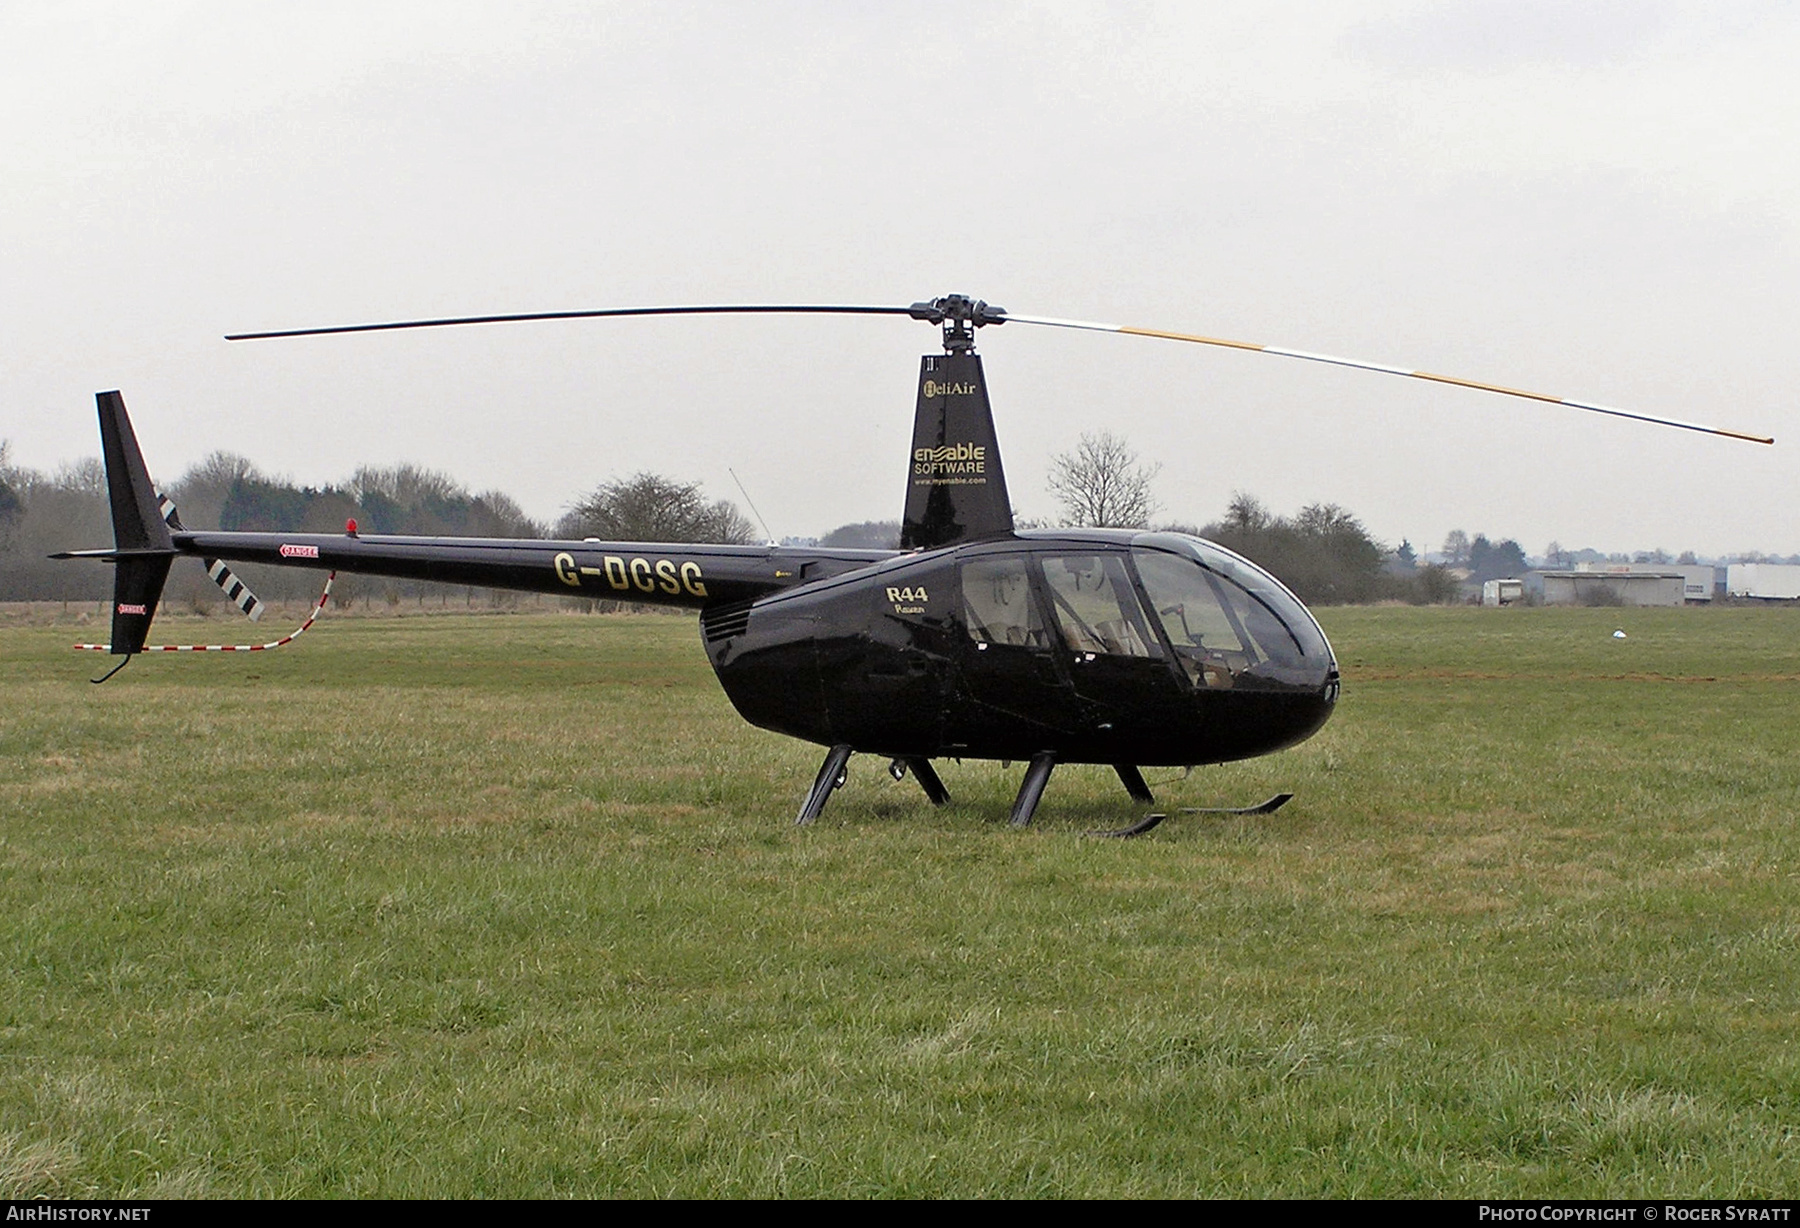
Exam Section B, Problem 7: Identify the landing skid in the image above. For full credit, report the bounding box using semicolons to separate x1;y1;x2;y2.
1087;793;1294;839
1180;792;1294;817
796;749;1290;837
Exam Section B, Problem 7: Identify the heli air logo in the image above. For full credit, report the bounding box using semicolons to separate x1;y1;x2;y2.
920;379;978;398
116;603;147;616
886;585;929;616
553;553;707;597
912;441;987;484
279;543;320;559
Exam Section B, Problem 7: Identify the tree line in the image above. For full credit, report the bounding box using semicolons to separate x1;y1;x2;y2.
11;423;1704;612
1044;430;1458;605
0;444;751;608
1196;494;1458;605
0;430;1452;609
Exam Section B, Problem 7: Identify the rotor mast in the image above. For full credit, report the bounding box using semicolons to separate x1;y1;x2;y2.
907;294;1006;354
899;298;1015;549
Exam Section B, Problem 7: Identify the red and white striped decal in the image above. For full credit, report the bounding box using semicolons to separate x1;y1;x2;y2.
76;572;334;653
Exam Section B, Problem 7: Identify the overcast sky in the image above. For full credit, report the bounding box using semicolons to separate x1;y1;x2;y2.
4;1;1795;556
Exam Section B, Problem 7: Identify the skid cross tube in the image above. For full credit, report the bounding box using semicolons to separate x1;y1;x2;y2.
1114;764;1155;804
797;744;854;826
1010;752;1057;827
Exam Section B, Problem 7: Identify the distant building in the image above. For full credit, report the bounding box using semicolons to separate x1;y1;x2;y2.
1525;569;1685;607
1674;564;1720;602
1619;563;1718;602
1727;563;1800;600
1481;578;1523;606
1560;562;1717;601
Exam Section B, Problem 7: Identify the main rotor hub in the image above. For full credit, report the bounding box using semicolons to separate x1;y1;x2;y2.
907;294;1006;353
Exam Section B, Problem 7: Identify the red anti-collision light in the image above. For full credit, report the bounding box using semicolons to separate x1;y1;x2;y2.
345;518;358;536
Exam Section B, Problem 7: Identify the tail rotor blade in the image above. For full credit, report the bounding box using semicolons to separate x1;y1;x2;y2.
157;490;265;621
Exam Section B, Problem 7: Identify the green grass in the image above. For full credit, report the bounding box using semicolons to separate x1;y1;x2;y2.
2;604;1798;1197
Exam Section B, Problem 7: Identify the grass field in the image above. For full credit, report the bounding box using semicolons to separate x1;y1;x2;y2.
2;603;1797;1197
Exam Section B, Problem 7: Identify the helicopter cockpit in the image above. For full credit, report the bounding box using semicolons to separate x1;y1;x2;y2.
960;533;1334;697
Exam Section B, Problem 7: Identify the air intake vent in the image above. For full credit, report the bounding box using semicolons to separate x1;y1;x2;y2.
701;599;753;644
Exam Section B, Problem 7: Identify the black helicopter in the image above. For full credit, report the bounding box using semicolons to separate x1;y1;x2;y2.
58;295;1772;831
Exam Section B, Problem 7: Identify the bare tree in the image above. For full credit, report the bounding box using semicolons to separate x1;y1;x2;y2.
0;442;22;547
1222;490;1271;533
0;455;110;600
1442;529;1470;566
819;520;901;549
1046;430;1160;529
160;451;260;530
55;457;107;498
348;463;464;508
559;472;755;544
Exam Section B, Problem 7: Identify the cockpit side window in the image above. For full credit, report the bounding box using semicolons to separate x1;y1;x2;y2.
1038;554;1163;659
961;556;1049;648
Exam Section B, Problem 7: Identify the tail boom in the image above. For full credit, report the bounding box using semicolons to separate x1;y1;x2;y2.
170;530;891;609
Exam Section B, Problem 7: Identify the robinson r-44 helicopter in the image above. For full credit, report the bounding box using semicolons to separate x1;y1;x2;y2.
58;295;1773;833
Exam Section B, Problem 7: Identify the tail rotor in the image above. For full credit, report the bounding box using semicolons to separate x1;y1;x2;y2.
155;491;265;622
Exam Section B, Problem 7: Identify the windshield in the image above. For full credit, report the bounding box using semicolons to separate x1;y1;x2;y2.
1131;535;1334;690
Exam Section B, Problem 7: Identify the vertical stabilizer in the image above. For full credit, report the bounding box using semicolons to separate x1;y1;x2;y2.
900;352;1013;550
96;391;175;654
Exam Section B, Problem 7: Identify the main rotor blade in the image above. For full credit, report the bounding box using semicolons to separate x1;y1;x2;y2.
1000;312;1775;445
226;303;919;341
